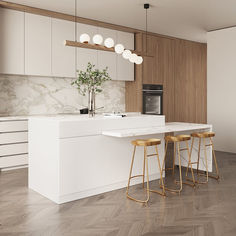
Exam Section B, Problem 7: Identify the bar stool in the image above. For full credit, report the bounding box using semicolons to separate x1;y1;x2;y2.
186;131;219;184
126;138;166;204
160;135;196;194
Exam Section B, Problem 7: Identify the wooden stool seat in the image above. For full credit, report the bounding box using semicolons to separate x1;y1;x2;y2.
165;134;191;142
131;138;161;146
191;132;215;138
202;132;215;138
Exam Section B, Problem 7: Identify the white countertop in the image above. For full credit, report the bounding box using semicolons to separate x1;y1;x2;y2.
0;112;146;121
102;122;212;137
27;113;165;121
0;115;28;121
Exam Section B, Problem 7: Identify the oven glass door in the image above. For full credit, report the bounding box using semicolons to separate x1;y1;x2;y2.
143;93;162;115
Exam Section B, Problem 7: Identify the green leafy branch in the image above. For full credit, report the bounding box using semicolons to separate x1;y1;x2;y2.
71;62;111;96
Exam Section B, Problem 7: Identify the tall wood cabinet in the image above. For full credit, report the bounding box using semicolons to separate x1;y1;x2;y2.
126;34;207;123
174;40;207;123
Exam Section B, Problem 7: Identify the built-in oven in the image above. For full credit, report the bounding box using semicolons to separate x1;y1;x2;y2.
142;84;163;115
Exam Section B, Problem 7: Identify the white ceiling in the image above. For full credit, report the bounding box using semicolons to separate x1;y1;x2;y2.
5;0;236;42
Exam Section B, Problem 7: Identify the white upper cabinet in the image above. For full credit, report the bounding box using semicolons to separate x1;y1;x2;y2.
98;27;117;80
52;18;75;78
0;8;24;75
77;23;98;72
116;31;134;81
25;13;51;76
0;9;134;81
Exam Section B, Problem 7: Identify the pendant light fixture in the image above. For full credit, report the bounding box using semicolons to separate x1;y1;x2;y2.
64;1;150;65
144;3;149;56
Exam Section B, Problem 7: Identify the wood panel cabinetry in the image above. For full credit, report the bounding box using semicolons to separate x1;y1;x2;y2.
174;40;207;123
125;34;207;123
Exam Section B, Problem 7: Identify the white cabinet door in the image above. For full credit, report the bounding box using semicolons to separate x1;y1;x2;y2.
0;8;24;75
77;23;98;71
25;13;51;76
52;18;75;78
98;27;117;80
116;31;134;81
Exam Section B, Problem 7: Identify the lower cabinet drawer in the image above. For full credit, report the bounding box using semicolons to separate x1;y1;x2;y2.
0;132;28;144
0;120;28;132
0;154;28;168
0;143;28;157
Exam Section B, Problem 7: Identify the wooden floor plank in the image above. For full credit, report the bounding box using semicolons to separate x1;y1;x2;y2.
0;151;236;236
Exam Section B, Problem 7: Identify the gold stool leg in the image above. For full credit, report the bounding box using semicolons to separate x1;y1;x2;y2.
126;145;136;196
177;142;183;193
203;137;209;182
163;141;183;194
160;140;168;188
211;137;220;180
186;137;195;177
197;137;201;174
148;145;166;196
196;137;209;184
145;146;150;203
184;140;196;187
142;147;146;188
126;145;149;204
173;142;176;176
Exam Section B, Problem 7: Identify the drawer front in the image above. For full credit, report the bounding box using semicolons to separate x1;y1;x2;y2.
0;120;28;132
0;154;28;168
0;132;28;144
0;143;28;156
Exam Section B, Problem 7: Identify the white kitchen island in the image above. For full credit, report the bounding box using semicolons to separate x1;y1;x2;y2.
28;114;212;204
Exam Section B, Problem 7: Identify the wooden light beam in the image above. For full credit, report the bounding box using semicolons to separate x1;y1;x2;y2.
64;40;153;57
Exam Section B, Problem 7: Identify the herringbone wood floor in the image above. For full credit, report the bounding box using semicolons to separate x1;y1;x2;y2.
0;151;236;236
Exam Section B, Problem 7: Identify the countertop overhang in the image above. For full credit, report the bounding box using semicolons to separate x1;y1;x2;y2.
102;122;212;138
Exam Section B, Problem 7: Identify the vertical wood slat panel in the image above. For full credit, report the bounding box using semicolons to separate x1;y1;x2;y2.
174;40;207;123
125;33;143;112
125;34;207;124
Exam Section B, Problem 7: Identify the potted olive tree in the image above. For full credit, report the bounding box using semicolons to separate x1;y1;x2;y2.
72;62;111;117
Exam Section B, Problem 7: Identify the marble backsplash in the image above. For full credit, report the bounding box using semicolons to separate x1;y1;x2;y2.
0;74;125;116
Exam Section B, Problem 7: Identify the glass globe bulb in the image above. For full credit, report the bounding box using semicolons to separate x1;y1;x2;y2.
122;50;132;60
80;33;90;43
104;38;114;48
93;34;103;45
135;56;143;64
115;44;124;54
129;53;137;63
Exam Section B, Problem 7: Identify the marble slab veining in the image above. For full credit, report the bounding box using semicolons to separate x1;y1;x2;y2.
0;74;125;116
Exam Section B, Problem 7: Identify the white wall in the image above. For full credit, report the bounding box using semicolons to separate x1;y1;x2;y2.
207;28;236;153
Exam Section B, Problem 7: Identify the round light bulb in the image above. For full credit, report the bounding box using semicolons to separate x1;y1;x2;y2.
129;53;137;63
135;56;143;64
122;50;132;59
80;33;90;43
104;38;114;48
115;44;124;54
92;34;103;45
